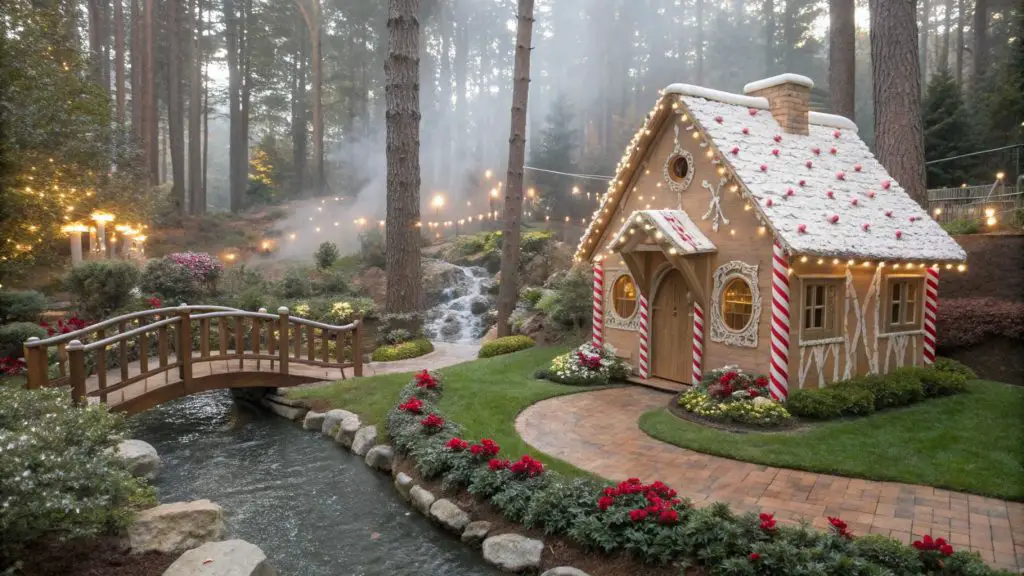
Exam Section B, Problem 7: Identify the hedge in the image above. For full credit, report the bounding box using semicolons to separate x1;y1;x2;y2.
0;290;47;323
478;335;535;358
787;361;969;421
936;297;1024;349
0;322;47;358
384;369;1004;574
371;338;434;362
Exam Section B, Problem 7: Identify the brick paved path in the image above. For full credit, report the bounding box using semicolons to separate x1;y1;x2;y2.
515;386;1024;572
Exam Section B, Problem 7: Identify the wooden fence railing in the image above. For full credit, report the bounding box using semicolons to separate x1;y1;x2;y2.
23;304;362;405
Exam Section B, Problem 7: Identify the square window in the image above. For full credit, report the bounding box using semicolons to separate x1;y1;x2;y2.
800;279;842;340
886;277;924;332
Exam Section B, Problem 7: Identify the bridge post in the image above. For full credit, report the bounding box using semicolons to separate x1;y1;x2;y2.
67;339;86;405
353;316;363;377
177;305;193;392
23;337;48;389
277;307;290;376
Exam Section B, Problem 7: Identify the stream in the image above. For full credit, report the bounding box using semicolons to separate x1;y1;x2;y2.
129;391;498;576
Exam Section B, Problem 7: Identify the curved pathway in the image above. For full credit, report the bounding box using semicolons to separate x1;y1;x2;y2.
515;387;1024;572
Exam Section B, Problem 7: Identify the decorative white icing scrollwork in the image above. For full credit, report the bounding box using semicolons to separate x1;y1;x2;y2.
710;261;760;348
605;270;640;331
664;125;695;205
701;177;730;232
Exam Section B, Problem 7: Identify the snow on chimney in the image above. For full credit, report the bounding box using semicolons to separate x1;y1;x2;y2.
743;73;814;136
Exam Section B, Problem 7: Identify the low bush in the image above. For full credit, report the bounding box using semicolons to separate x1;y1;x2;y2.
371;338;434;362
933;356;977;380
0;290;47;323
901;365;970;397
0;387;155;562
140;257;202;305
166;252;222;291
64;260;141;318
787;382;876;419
519;230;553;256
277;266;314;298
0;322;48;357
936;297;1024;349
520;286;545;308
359;229;386;269
857;371;924;410
381;368;1002;574
546;342;630;386
478;335;536;358
546;266;592;327
313;241;340;270
941;218;980;235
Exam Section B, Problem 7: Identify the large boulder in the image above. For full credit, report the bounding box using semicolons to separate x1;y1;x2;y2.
460;521;492;547
351;425;378;456
424;259;468;306
334;414;362;448
469;297;490;315
260;394;308;421
302;411;326;431
429;499;470;533
117;439;161;480
394;473;414;501
129;500;225;554
163;539;276;576
482;533;544;573
409;485;436;515
541;569;591;576
321;409;355;437
364;445;394;472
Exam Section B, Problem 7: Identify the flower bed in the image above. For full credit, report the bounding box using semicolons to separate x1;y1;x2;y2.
541;342;630;386
676;366;793;428
385;368;1003;574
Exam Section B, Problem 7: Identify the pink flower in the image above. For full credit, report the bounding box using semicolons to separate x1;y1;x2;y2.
420;413;445;429
786;188;795;197
629;509;648;522
765;198;774;207
415;370;439;388
598;496;614;511
885;210;893;217
488;458;510;471
850;198;859;206
826;190;835;199
799;179;806;186
830;147;838;155
867;191;876;198
836;171;846;180
445;437;469;451
749;553;761;561
399;398;424;413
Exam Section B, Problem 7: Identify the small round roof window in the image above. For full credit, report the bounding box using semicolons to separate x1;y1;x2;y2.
668;154;690;183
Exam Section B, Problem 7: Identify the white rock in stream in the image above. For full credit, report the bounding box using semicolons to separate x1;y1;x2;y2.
429;499;470;533
409;485;436;515
163;539;276;576
321;409;356;436
351;425;377;456
117;439;161;480
129;500;225;554
394;473;414;501
302;411;326;431
541;569;592;576
334;415;362;448
364;445;394;472
482;533;544;573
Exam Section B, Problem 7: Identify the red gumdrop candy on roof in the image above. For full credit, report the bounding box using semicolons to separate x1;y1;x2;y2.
806;160;813;169
862;223;870;231
766;198;774;207
882;180;891;190
826;190;835;199
742;127;750;135
895;230;903;239
749;108;758;116
786;188;795;196
798;224;807;233
834;130;842;138
715;115;724;124
774;135;782;143
829;214;840;224
854;164;862;172
830;147;838;155
799;179;806;186
760;164;768;172
772;149;780;156
812;147;821;155
731;146;739;155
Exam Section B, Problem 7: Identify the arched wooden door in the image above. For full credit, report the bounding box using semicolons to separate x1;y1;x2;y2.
651;269;692;383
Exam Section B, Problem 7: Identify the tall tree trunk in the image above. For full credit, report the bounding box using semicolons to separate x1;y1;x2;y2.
941;0;952;70
188;0;203;214
829;0;856;119
955;0;964;84
100;0;111;94
202;54;209;202
384;0;423;315
496;0;535;338
439;1;452;191
168;0;186;214
454;14;467;181
294;0;323;197
971;0;987;88
88;0;103;86
130;0;141;138
920;0;930;82
870;0;926;204
763;0;775;74
144;0;158;183
696;0;704;84
291;11;307;197
225;0;243;211
114;0;125;125
240;0;251;201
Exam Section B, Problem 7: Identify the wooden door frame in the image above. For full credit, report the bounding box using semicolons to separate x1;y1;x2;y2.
650;263;693;383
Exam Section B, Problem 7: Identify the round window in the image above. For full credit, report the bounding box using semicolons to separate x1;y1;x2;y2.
612;275;638;319
722;278;754;331
668;154;690;182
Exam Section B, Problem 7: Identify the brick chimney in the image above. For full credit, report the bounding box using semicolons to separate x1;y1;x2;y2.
743;73;814;135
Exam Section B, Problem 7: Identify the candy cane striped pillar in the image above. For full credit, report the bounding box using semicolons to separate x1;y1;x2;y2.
638;294;650;378
769;242;791;400
691;302;704;384
592;262;604;348
923;267;939;364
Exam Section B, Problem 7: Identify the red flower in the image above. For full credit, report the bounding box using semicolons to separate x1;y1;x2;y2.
445;437;469;451
913;535;954;557
598;496;614;511
749;553;760;561
759;512;776;532
748;388;759;398
488;458;510;471
415;370;438;389
509;455;544;477
828;516;852;539
420;413;445;429
629;509;648;522
755;376;768;387
398;398;423;414
0;356;26;376
657;509;679;524
470;438;500;457
148;297;162;308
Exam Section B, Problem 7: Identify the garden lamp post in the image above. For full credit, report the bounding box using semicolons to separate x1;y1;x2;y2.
61;224;89;266
91;212;114;258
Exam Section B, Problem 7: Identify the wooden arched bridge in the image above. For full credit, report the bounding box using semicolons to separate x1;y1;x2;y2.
22;305;363;415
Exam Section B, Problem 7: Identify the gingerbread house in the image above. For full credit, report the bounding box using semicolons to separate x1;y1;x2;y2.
576;73;966;400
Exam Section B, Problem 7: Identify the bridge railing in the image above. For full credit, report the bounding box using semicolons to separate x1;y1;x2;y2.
23;305;363;405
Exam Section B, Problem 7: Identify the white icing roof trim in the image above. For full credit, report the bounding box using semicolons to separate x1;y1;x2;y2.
610;209;717;255
665;84;768;110
807;112;858;132
743;73;815;93
680;95;967;262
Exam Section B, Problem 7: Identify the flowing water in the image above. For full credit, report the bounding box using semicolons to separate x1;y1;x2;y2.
129;391;497;576
424;266;491;344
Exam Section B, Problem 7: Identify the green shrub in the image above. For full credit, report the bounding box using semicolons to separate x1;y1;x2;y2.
277;267;313;298
0;322;48;357
942;218;980;235
0;387;155;560
851;534;923;575
478;335;536;358
548;266;592;327
829;383;877;416
64;260;141;318
359;229;386;269
0;290;47;323
868;369;926;409
520;287;545;308
140;257;201;305
520;230;553;256
220;265;268;297
902;365;969;397
934;356;976;380
372;338;434;362
312;267;349;295
313;241;340;270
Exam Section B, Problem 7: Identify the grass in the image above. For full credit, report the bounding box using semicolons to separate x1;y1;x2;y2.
640;380;1024;501
289;346;600;477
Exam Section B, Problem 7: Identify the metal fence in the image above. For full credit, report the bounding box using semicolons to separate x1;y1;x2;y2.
926;184;1022;227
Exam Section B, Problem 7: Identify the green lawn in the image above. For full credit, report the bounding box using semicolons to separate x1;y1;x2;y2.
289;346;599;477
640;380;1024;501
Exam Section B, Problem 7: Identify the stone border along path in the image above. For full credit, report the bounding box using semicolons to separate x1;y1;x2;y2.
514;386;1024;573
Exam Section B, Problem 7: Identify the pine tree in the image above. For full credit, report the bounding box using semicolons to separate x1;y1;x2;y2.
922;68;979;187
527;93;578;220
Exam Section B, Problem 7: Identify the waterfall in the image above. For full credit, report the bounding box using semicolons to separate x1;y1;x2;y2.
424;265;492;344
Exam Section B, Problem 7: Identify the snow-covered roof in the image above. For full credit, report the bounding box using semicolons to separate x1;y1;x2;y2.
609;209;717;255
575;78;966;264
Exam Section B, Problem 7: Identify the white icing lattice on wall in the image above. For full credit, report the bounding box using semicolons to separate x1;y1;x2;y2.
604;269;640;331
663;124;695;203
798;342;842;389
701;177;730;232
883;333;918;372
843;266;882;377
710;261;760;348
